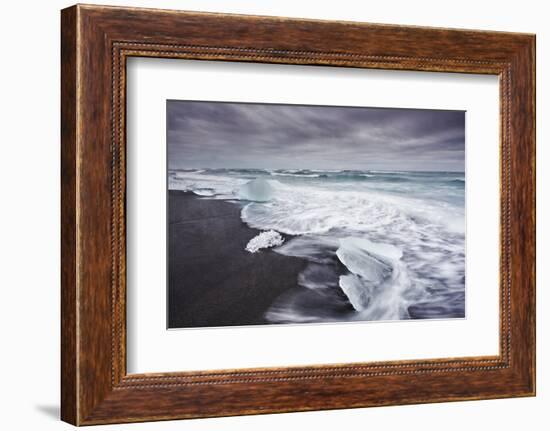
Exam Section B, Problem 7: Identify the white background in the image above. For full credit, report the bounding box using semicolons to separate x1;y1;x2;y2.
127;59;500;373
0;0;547;430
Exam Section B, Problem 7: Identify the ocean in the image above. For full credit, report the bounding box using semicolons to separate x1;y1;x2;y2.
168;168;466;324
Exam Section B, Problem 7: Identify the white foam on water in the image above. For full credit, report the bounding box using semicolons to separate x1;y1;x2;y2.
274;235;340;263
168;171;244;199
271;172;321;178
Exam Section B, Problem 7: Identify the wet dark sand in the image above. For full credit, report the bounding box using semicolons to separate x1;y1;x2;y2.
168;190;308;329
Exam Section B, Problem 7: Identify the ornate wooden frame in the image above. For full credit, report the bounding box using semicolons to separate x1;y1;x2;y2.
61;4;536;425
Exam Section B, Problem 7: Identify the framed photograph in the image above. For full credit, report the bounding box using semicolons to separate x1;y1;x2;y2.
165;101;467;329
61;4;536;425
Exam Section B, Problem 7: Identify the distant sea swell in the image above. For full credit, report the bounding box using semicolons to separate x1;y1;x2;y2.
169;168;466;323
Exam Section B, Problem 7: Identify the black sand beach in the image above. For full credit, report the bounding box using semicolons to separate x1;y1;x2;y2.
168;190;308;328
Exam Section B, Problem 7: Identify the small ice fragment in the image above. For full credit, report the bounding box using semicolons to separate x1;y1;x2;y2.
245;230;285;253
193;188;216;196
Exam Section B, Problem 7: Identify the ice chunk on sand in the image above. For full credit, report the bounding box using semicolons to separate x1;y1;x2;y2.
336;237;402;282
238;178;274;202
246;230;285;253
336;237;406;314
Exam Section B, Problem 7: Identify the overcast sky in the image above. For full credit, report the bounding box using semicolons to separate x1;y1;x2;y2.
167;100;465;172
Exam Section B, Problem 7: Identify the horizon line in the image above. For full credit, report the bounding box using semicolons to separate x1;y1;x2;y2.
168;167;466;173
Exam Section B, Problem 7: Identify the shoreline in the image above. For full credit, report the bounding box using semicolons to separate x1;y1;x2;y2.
168;190;308;329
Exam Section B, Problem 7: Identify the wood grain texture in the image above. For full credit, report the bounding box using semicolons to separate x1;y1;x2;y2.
60;4;536;425
60;5;78;425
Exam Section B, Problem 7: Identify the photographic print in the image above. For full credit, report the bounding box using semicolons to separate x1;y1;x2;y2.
167;100;465;329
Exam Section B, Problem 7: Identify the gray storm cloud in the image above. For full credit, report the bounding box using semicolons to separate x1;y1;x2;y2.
167;100;465;172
